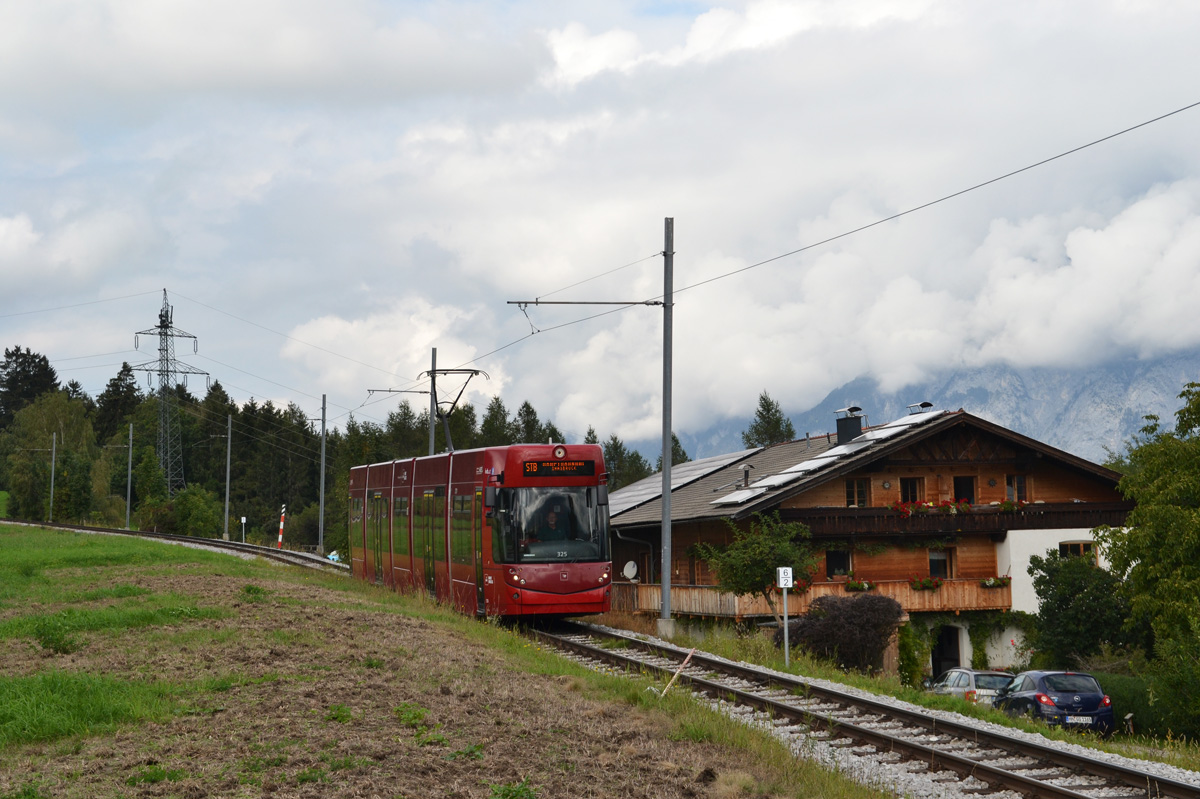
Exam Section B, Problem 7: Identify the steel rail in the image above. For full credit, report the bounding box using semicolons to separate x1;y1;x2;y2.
540;624;1199;799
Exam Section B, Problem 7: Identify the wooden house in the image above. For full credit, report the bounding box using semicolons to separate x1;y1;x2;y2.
607;408;1131;674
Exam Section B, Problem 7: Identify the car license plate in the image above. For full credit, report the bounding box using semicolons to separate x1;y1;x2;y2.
1066;715;1091;724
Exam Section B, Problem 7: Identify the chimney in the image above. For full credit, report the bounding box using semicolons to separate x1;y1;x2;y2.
835;406;863;445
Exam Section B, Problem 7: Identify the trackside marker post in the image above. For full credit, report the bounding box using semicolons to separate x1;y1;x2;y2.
277;504;286;549
777;567;793;668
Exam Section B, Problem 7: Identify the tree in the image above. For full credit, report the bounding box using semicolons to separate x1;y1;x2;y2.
94;363;143;444
693;513;820;626
655;432;690;472
602;434;651;491
0;345;59;428
0;391;96;519
1096;382;1200;641
1028;549;1138;667
741;391;795;448
584;426;599;445
479;396;516;447
514;401;542;443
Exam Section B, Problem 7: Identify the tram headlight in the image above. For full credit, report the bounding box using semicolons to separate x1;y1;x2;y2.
520;579;526;585
599;573;608;583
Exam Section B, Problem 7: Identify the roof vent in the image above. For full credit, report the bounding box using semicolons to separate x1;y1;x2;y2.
907;401;934;415
835;406;863;445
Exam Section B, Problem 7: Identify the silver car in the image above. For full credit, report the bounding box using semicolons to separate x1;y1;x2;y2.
927;668;1014;706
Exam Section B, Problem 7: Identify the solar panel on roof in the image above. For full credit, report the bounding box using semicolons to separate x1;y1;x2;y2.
710;487;768;505
860;426;902;441
823;440;873;458
882;410;945;428
782;456;837;473
749;472;805;489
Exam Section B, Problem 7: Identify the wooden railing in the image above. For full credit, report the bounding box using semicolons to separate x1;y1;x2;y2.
611;578;1011;619
778;502;1132;536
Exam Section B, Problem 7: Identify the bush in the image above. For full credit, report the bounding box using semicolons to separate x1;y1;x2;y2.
774;594;903;673
1092;671;1166;737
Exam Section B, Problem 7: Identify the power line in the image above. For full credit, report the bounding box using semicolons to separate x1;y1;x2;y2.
0;291;161;320
536;252;662;301
172;292;419;384
671;98;1200;297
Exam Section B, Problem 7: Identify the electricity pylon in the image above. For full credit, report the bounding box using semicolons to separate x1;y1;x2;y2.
132;290;208;496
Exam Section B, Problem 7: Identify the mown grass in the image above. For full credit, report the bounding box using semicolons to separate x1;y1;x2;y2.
1;524;889;799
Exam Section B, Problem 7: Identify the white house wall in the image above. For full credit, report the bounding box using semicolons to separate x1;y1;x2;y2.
995;527;1109;614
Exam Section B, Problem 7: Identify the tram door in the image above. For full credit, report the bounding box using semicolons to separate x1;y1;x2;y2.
474;489;485;615
369;492;386;584
419;490;436;594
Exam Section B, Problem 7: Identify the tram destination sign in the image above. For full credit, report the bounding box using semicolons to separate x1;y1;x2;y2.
523;459;595;477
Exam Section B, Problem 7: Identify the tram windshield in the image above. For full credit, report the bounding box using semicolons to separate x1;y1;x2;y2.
490;486;610;564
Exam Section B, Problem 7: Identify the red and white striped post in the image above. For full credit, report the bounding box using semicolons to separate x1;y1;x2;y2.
276;504;286;549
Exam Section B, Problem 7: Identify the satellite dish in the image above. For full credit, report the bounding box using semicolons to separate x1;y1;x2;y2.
622;561;638;580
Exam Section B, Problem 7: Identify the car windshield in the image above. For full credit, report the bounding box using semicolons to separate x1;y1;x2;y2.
490;486;610;564
1043;674;1101;693
975;674;1013;690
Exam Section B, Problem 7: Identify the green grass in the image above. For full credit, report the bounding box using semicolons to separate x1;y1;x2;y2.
0;671;181;747
0;599;229;650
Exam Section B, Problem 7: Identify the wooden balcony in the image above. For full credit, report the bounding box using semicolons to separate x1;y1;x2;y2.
610;578;1011;620
778;502;1132;538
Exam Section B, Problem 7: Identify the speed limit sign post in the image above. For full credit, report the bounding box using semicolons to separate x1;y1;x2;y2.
777;567;793;667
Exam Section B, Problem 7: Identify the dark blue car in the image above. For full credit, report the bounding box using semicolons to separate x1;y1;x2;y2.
994;670;1113;735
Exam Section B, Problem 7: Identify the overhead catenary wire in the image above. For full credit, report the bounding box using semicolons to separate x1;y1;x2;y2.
460;97;1200;370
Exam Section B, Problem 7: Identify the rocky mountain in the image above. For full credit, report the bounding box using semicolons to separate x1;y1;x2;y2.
665;353;1200;465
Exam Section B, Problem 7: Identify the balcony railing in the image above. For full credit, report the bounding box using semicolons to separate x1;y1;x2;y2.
778;502;1132;537
611;578;1011;619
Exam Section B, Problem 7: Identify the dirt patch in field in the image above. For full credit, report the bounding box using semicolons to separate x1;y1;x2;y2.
0;564;778;798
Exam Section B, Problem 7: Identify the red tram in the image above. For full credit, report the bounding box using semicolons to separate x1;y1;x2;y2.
347;443;611;617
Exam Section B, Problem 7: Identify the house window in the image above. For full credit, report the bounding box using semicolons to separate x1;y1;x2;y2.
1006;474;1027;502
826;550;851;578
1060;541;1094;559
845;478;869;507
952;476;976;504
900;477;924;503
929;549;954;579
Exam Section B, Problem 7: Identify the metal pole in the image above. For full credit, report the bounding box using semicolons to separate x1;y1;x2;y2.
318;393;327;555
783;587;790;668
48;432;57;522
658;218;675;638
125;424;133;530
222;414;231;540
428;348;437;456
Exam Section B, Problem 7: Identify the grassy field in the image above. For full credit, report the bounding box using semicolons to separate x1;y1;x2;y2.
0;524;899;799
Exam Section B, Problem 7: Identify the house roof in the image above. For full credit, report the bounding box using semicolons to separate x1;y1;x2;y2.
609;409;1123;530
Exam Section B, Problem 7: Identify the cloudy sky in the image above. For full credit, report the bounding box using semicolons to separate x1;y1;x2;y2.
2;0;1199;448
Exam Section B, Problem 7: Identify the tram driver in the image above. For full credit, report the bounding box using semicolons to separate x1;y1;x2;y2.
537;510;569;541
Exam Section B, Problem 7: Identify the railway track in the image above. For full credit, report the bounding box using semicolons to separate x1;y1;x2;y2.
536;622;1200;799
10;519;349;573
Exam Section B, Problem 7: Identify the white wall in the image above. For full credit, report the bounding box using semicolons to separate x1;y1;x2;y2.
995;526;1107;613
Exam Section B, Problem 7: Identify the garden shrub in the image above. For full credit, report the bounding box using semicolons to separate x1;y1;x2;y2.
774;593;903;672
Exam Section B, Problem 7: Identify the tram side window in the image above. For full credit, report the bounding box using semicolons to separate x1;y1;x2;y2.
393;497;410;556
432;490;447;561
450;495;473;565
364;497;376;557
349;497;363;558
